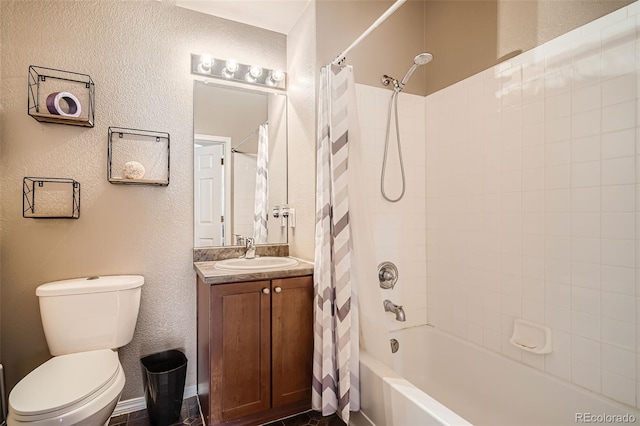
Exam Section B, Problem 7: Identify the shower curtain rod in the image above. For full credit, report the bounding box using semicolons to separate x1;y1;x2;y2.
331;0;407;65
232;121;268;153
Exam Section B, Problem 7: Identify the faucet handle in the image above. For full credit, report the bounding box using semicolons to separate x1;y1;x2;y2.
246;237;255;248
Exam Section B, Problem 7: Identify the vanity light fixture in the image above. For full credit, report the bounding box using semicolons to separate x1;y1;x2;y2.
191;54;286;90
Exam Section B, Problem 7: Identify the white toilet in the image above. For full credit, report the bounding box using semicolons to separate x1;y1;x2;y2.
7;275;144;426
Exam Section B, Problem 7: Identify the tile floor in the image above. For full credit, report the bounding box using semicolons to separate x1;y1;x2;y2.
262;411;346;426
108;398;345;426
108;396;203;426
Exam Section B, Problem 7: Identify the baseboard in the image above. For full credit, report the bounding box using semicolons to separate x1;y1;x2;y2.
112;397;146;417
349;411;375;426
112;385;197;417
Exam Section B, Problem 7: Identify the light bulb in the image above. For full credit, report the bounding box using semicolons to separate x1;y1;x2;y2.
226;59;239;73
222;58;239;78
245;72;257;83
249;65;263;78
197;55;213;74
268;69;285;86
201;55;212;69
271;69;284;82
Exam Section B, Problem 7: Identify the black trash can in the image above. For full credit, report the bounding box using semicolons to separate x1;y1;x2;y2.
140;349;188;426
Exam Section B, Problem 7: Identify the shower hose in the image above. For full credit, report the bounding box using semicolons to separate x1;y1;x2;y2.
381;88;406;203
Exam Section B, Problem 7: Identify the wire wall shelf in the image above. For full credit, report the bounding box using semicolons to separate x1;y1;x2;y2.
108;127;170;186
28;66;95;127
23;177;80;219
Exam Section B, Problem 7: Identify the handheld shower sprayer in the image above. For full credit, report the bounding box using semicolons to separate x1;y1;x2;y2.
380;52;433;203
400;52;433;86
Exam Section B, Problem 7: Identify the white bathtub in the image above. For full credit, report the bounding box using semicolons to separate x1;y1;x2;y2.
352;325;640;426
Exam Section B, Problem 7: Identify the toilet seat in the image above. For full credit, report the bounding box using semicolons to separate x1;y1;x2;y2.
9;349;120;422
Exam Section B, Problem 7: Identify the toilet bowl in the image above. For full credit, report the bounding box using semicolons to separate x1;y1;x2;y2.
6;275;144;426
8;350;125;426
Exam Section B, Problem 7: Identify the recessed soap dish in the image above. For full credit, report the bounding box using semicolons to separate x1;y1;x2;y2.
509;319;552;354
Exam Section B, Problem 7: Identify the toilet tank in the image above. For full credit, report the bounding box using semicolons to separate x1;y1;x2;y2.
36;275;144;356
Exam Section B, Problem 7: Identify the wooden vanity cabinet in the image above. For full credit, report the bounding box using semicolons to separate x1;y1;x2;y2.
197;275;313;426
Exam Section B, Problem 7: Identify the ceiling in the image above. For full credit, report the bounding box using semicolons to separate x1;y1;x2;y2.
174;0;311;34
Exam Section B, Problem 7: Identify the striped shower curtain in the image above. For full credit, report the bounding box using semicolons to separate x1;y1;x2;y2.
252;123;269;243
312;64;359;423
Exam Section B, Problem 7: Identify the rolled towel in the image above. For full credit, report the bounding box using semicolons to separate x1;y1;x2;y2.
123;161;145;179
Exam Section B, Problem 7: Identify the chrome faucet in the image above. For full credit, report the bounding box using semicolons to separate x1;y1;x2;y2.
383;299;406;322
244;237;256;259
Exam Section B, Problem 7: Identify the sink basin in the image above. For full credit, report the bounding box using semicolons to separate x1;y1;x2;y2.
214;256;299;271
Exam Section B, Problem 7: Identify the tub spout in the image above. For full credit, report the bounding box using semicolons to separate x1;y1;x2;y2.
383;299;406;322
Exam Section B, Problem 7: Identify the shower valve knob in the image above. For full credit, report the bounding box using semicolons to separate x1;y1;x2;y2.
378;261;399;290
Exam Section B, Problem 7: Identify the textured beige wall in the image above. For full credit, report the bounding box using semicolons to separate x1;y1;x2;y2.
424;0;634;94
497;0;635;59
424;0;499;95
0;0;285;399
287;2;317;261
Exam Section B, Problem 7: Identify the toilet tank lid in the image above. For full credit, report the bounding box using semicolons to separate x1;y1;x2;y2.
36;275;144;297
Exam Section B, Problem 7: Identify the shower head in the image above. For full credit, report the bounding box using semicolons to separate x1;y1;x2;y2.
399;52;433;87
414;52;433;65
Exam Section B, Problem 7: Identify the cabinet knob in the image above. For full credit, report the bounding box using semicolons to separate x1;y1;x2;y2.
262;288;270;294
274;286;282;293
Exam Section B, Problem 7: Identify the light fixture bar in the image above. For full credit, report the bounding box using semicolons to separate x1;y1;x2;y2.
191;54;286;90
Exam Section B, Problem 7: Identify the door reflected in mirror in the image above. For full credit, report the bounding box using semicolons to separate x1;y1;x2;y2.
193;81;287;247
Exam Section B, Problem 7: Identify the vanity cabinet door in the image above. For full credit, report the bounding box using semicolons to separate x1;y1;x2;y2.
271;276;314;408
210;280;271;424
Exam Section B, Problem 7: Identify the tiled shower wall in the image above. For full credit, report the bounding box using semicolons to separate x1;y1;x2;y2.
355;84;428;331
425;3;640;407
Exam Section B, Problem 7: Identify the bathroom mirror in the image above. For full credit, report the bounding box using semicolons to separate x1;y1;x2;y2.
193;80;287;247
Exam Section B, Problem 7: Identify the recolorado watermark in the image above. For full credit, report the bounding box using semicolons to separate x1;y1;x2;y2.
576;413;637;423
